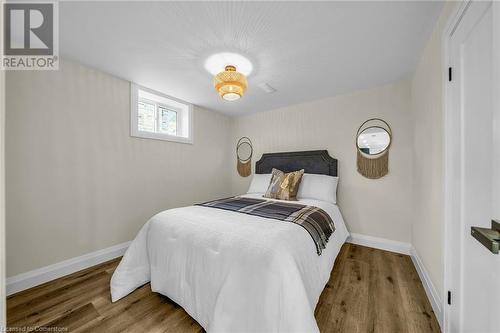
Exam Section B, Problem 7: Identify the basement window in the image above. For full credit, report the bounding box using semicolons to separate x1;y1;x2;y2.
131;83;193;144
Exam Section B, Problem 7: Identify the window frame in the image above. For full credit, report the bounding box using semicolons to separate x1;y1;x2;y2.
131;83;193;144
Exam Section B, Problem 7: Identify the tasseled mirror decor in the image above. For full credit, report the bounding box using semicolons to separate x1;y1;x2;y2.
356;118;392;179
236;137;253;177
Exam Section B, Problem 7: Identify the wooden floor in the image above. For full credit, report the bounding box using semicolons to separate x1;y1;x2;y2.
7;244;440;332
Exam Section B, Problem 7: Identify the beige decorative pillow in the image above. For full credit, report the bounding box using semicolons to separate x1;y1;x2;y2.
263;168;305;201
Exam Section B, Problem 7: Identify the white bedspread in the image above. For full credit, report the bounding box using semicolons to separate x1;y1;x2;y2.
111;194;349;333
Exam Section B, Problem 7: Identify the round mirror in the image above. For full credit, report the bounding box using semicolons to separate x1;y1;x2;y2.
237;141;252;161
357;126;391;155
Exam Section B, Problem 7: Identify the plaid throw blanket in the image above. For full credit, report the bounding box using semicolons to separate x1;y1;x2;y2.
197;197;335;255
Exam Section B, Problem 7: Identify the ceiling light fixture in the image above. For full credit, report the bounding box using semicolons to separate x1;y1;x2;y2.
214;65;248;101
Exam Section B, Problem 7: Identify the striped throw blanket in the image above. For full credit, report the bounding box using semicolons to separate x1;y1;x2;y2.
197;197;335;255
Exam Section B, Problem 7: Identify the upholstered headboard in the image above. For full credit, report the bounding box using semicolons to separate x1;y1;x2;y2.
255;150;338;176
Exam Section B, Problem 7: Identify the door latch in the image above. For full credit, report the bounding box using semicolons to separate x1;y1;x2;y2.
471;220;500;254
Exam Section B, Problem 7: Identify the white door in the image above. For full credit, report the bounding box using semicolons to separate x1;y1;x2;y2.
445;1;500;332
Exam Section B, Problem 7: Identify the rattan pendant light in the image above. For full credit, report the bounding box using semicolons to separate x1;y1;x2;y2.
214;65;248;101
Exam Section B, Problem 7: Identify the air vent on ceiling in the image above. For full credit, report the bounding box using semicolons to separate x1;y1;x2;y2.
258;83;277;94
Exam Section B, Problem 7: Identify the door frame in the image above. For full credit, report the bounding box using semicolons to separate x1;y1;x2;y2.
442;1;499;332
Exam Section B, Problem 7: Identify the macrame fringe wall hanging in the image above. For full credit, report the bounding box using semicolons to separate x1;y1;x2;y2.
236;137;253;177
356;118;392;179
357;150;389;179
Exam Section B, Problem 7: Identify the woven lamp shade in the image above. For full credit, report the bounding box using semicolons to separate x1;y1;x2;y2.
214;65;248;101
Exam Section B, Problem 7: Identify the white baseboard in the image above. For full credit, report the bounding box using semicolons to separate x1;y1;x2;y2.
6;241;131;296
410;246;443;329
348;233;412;255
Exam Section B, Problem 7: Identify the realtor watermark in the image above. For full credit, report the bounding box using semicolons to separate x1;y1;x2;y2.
1;1;59;70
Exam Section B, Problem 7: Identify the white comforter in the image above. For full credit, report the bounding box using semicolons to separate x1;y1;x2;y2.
111;194;349;333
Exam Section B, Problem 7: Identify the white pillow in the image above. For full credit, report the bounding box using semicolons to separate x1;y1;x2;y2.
247;173;272;194
297;174;338;204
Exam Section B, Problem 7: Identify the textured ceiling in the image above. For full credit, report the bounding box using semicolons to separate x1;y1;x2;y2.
60;1;444;116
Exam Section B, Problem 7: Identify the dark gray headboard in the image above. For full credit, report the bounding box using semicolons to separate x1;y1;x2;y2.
255;150;337;176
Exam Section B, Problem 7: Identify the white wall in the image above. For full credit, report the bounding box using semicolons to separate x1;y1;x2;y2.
411;1;458;298
231;80;414;243
5;59;233;277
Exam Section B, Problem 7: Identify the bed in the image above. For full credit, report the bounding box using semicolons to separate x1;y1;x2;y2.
110;150;349;333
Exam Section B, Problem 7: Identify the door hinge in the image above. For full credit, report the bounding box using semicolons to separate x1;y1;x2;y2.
448;67;452;82
448;291;452;305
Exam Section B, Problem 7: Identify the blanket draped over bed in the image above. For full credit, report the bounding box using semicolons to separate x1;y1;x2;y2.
111;195;348;333
197;196;335;255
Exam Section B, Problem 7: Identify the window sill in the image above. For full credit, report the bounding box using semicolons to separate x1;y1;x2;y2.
131;131;193;144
